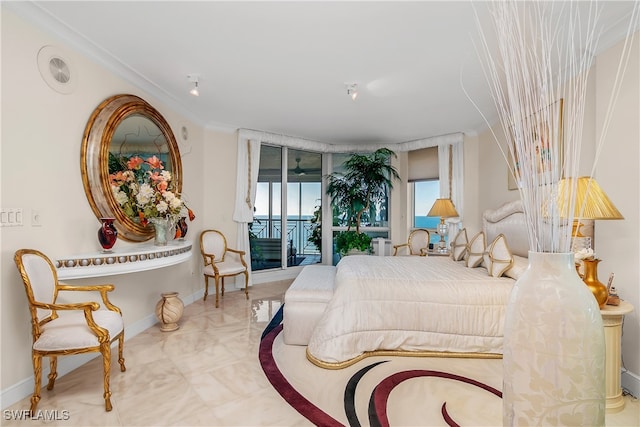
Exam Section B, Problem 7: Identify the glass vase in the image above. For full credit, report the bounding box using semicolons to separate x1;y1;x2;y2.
503;252;605;426
149;218;170;246
97;217;117;252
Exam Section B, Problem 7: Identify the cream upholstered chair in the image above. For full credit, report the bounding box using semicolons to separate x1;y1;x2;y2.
393;229;431;256
14;249;126;412
200;229;249;308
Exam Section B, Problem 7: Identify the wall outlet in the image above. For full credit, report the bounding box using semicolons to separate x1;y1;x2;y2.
31;209;42;226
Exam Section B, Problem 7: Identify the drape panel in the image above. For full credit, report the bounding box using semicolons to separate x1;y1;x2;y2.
437;141;463;222
233;137;261;287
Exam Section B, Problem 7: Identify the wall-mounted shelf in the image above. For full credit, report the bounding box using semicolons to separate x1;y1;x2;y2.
55;240;193;280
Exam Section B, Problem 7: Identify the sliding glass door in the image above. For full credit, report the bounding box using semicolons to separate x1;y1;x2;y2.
251;146;322;271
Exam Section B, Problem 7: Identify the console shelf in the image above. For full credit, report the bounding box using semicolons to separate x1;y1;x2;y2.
55;240;193;280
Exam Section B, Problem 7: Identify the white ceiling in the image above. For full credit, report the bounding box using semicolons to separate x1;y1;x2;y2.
9;1;639;145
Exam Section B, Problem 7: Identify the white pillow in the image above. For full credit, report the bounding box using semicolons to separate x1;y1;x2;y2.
465;231;486;268
504;255;529;280
483;234;514;277
451;228;468;261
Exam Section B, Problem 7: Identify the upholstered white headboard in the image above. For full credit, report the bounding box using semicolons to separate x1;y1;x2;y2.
482;200;595;257
482;200;530;258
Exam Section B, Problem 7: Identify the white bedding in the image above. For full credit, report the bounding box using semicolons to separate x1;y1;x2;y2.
306;255;515;365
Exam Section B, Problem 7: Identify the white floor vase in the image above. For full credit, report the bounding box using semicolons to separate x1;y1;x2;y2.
503;252;605;426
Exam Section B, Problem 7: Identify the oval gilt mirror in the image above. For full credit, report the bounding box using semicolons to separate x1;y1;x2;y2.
81;94;182;242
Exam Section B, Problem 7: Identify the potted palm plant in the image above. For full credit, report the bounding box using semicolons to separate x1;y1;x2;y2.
326;148;400;256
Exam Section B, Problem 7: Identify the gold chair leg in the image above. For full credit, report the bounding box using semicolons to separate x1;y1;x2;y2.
243;271;249;300
118;333;126;372
46;356;57;390
31;353;42;413
214;276;220;308
221;277;225;297
101;343;113;412
203;275;209;301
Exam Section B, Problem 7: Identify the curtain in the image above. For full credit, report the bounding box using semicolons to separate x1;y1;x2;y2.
233;137;261;287
437;142;463;218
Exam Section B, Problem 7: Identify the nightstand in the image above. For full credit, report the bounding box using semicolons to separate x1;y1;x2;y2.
421;248;450;257
600;300;634;413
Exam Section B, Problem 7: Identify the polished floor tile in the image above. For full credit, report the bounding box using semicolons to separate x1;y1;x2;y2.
3;279;638;426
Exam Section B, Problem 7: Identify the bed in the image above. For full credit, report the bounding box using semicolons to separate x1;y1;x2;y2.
306;200;532;368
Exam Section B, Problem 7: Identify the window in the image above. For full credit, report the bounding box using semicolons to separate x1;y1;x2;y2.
251;146;322;271
409;146;441;245
413;180;441;244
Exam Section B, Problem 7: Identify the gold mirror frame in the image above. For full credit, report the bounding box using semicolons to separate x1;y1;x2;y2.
81;94;182;242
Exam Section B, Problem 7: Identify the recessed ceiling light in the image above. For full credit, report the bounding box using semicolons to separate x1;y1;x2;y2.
187;74;200;96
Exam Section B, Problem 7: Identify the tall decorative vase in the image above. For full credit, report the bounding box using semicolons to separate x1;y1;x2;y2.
149;217;170;246
155;292;184;332
97;217;118;252
503;252;605;426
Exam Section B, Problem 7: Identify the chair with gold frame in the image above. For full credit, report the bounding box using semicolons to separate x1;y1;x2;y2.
14;249;126;412
199;229;249;308
393;228;431;256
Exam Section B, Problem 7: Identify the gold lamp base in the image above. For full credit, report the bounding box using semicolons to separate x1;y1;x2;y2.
581;258;609;308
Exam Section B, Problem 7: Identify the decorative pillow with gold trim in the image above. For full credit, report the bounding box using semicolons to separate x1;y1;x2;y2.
451;228;468;261
483;234;514;277
505;255;528;280
465;231;486;268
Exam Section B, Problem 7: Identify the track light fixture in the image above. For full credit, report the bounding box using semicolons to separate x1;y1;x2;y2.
187;74;199;96
346;83;358;101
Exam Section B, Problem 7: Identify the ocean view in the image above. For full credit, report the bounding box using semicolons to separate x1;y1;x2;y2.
414;216;440;229
254;215;441;229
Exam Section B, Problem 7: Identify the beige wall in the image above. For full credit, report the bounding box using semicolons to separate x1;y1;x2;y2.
594;34;639;380
0;9;237;401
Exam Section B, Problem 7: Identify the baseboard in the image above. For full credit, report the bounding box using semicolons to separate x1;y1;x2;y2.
622;369;640;398
0;288;204;410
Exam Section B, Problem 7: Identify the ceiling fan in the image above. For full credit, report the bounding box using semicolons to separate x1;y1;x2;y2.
291;158;306;176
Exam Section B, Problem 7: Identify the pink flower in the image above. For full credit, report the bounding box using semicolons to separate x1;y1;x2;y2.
145;156;164;170
127;156;144;170
109;171;127;186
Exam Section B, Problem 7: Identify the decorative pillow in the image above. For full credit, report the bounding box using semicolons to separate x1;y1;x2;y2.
504;255;529;280
483;234;514;277
451;228;468;261
465;231;486;268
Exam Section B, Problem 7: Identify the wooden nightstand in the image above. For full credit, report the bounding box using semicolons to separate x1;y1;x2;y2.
600;300;634;413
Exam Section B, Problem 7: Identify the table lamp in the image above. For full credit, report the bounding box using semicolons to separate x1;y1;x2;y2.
557;177;624;307
427;198;459;253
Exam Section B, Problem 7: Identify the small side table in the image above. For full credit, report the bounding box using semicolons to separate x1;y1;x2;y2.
600;300;634;413
423;249;451;257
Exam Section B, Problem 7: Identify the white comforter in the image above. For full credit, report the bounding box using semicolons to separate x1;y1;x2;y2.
307;255;514;365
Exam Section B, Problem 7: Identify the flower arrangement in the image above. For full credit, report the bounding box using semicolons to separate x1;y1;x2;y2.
109;154;195;227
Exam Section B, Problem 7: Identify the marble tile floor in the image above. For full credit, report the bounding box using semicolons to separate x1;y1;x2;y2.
3;279;638;426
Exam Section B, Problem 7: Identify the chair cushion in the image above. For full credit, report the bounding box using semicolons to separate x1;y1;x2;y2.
33;310;124;352
203;260;246;277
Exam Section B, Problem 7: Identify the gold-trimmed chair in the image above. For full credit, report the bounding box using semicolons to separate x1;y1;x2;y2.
200;229;249;308
14;249;126;412
393;228;431;256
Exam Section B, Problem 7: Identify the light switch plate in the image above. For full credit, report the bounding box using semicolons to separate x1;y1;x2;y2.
0;208;23;226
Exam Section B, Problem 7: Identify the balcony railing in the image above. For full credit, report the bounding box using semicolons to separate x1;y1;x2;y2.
250;218;320;255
